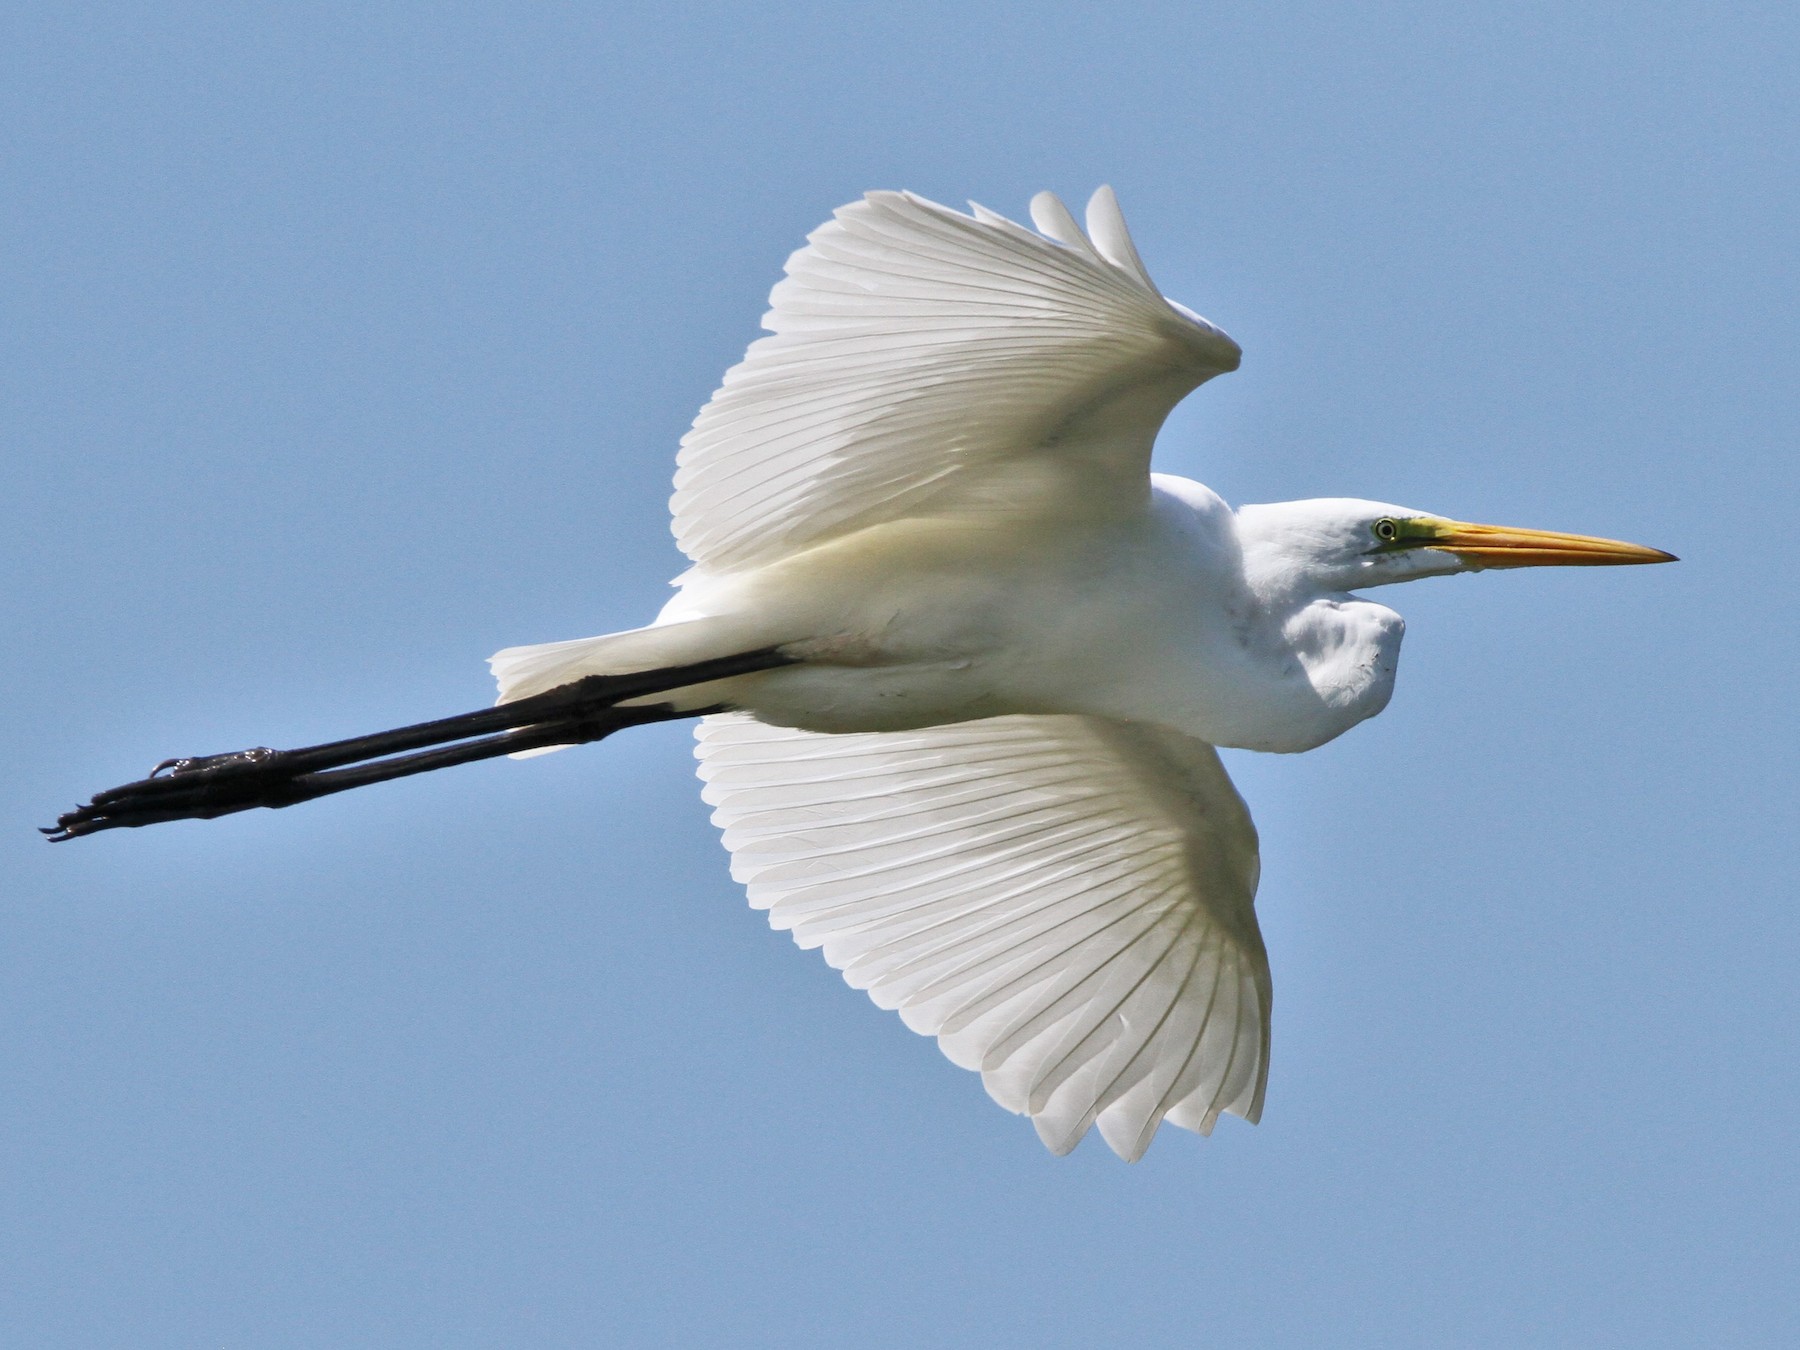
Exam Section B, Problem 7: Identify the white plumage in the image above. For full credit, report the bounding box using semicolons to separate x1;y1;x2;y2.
480;185;1670;1159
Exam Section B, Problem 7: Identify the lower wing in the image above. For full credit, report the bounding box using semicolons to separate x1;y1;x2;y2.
695;711;1270;1161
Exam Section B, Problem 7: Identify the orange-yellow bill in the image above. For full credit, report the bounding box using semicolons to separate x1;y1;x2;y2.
1424;520;1678;568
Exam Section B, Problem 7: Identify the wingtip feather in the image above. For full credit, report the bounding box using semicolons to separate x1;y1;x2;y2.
1084;184;1157;291
1028;190;1095;254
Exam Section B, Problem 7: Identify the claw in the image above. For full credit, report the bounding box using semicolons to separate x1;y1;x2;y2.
152;748;278;778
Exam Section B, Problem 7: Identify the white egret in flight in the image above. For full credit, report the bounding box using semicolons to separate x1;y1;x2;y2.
51;187;1673;1159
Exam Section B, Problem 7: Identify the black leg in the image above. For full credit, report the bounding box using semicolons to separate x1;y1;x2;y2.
44;646;797;840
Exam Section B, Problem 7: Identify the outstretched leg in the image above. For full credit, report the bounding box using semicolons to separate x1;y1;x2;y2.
45;646;798;840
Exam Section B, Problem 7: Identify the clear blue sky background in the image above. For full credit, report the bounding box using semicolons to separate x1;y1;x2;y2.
7;3;1797;1345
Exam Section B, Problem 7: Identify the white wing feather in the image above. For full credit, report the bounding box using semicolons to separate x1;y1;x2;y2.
695;712;1269;1160
670;188;1240;573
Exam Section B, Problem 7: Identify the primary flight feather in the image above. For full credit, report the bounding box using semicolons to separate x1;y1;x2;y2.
51;186;1674;1160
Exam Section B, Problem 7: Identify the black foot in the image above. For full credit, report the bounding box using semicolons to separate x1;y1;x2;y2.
45;747;307;840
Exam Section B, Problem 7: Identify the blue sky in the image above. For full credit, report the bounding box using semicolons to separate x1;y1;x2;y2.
7;2;1797;1345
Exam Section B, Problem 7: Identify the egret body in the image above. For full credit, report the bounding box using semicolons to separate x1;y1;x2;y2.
52;187;1673;1160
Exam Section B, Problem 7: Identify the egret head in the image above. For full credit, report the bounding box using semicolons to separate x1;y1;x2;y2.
1237;497;1676;595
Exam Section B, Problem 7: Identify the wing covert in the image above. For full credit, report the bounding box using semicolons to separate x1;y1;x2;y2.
695;712;1269;1160
670;187;1240;572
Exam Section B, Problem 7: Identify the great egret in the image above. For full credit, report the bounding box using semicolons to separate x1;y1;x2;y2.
50;187;1673;1160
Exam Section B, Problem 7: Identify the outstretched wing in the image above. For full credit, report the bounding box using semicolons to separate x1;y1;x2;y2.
695;712;1269;1161
670;187;1240;573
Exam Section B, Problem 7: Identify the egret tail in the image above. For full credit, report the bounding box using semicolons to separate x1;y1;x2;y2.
44;646;797;840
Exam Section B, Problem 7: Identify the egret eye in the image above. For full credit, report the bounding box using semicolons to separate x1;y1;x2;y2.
1372;518;1400;543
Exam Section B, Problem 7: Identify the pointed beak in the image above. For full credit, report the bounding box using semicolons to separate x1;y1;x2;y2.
1426;520;1678;568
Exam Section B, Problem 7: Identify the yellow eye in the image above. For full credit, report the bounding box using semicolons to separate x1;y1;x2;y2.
1373;518;1400;543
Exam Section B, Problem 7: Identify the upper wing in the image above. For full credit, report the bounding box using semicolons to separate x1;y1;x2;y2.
695;712;1269;1161
670;187;1241;573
